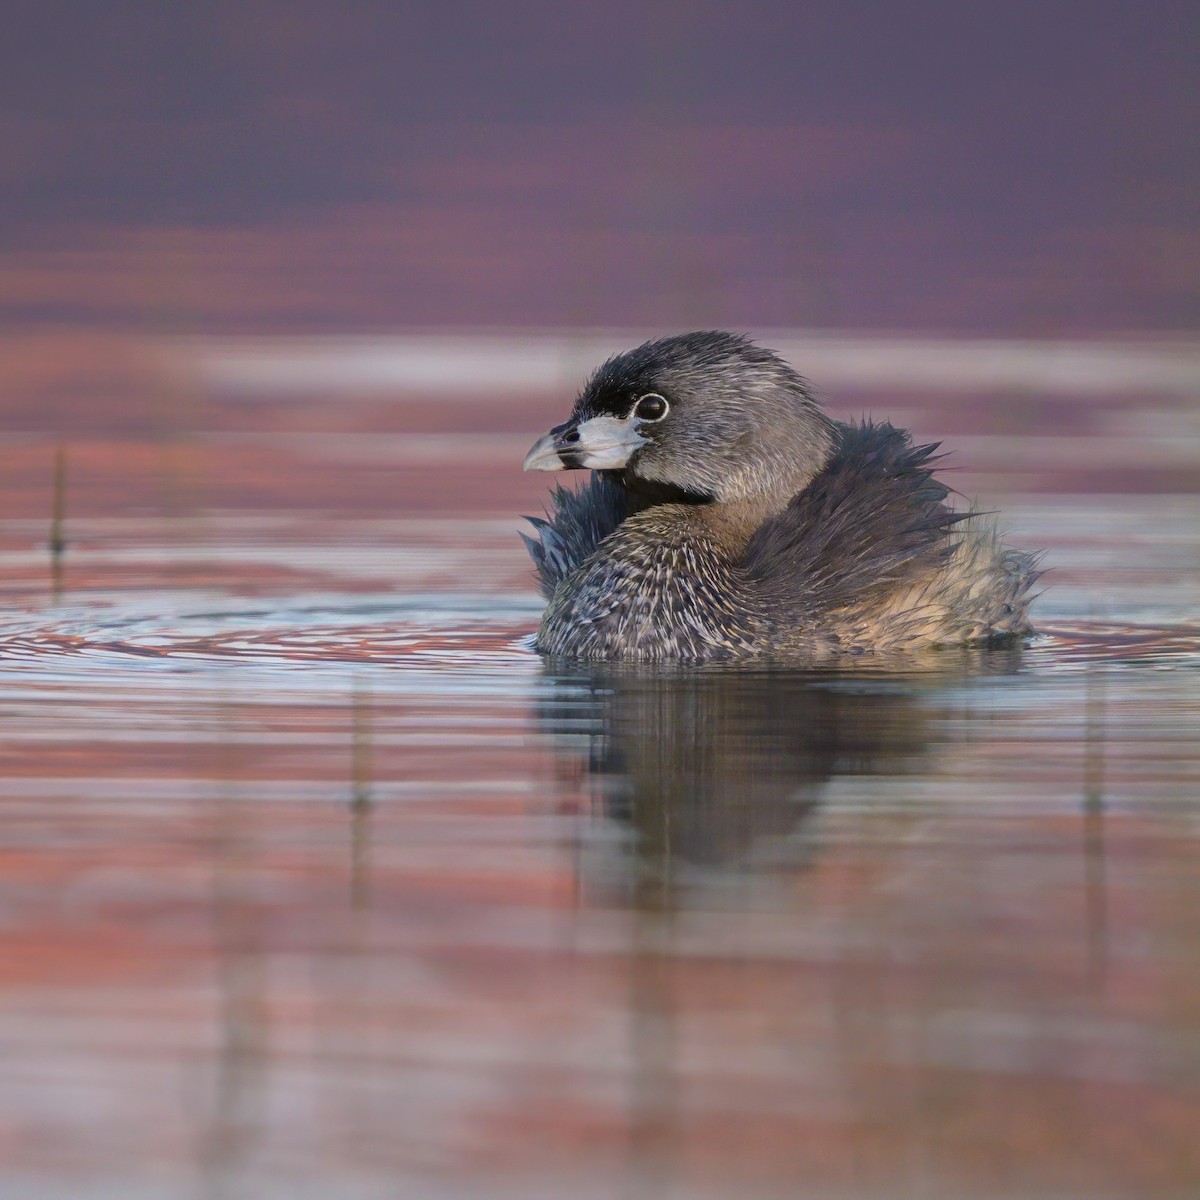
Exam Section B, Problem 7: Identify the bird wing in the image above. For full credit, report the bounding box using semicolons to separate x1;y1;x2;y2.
742;420;965;614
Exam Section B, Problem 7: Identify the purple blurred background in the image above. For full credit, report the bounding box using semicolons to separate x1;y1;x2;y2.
3;0;1196;336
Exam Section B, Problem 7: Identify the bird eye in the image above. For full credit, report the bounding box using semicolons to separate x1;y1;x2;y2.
633;393;669;422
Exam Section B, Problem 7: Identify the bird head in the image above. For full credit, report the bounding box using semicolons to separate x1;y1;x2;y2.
523;331;834;504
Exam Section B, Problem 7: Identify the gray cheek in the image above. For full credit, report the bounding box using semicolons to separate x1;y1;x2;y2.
632;438;726;496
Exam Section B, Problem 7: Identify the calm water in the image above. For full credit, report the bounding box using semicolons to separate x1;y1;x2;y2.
1;335;1198;1199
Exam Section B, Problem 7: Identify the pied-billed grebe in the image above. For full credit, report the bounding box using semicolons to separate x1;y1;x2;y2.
522;331;1040;661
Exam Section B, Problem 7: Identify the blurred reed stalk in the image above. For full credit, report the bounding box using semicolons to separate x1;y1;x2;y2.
50;443;67;603
202;694;267;1190
628;858;678;1184
1084;662;1108;988
350;677;373;910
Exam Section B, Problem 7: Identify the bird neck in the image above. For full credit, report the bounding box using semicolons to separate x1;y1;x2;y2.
619;494;780;561
694;495;790;556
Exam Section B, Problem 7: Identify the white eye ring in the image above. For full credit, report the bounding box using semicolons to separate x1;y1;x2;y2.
631;393;669;422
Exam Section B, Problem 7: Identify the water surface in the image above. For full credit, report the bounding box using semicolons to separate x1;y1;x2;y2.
1;340;1198;1199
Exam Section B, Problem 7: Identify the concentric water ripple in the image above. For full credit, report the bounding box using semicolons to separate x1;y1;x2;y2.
2;601;1197;672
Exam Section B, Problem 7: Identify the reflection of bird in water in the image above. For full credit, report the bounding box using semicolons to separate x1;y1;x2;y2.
523;331;1041;662
538;652;1021;876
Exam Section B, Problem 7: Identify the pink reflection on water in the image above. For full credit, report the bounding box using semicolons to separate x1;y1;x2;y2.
0;331;1196;1197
